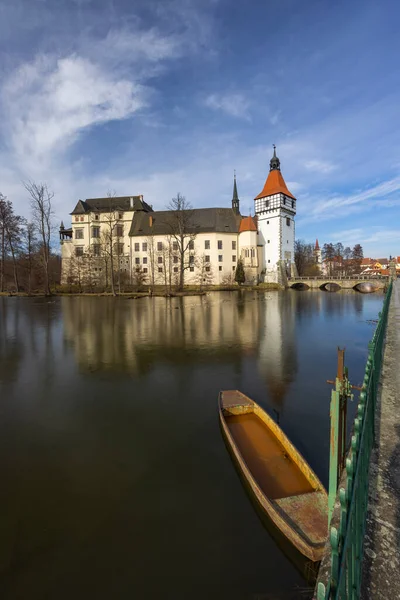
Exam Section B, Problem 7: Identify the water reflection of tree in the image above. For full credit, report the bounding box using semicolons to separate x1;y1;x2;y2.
0;299;23;385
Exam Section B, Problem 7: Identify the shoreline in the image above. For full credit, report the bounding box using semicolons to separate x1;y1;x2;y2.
0;283;284;298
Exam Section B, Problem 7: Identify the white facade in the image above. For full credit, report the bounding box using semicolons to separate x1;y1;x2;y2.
60;149;297;287
130;231;241;286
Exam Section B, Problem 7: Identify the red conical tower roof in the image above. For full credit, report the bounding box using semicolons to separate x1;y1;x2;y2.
315;239;320;250
254;146;296;200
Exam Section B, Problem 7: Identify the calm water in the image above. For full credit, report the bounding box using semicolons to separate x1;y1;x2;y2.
0;291;383;599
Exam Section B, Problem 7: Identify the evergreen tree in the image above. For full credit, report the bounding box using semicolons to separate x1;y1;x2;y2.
234;258;245;285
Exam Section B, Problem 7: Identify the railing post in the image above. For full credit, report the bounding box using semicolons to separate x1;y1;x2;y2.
329;388;340;523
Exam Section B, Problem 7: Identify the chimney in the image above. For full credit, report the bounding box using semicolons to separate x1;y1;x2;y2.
149;215;153;228
130;197;134;209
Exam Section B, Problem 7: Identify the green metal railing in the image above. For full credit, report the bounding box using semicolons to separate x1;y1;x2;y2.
316;280;393;599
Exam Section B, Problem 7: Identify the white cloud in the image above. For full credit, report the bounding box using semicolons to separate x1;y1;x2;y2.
304;159;337;174
2;54;146;167
204;93;251;119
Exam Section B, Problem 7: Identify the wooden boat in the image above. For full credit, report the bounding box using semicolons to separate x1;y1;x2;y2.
219;390;328;561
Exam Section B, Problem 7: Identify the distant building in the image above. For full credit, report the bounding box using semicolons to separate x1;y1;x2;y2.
60;147;297;286
314;239;322;267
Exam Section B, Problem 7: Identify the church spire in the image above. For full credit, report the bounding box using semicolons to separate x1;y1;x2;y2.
232;170;240;215
270;144;281;171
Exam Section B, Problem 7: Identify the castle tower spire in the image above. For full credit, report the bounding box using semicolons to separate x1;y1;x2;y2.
270;144;281;171
232;170;240;215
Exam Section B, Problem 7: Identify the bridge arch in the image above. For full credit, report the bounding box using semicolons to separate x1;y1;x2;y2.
290;282;310;290
320;282;341;292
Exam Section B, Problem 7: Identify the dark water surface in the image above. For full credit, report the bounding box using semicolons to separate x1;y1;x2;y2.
0;291;383;599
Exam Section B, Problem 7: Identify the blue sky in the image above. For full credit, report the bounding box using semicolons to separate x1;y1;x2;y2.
0;0;399;257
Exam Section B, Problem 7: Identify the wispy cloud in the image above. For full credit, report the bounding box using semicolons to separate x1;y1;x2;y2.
204;93;251;119
2;54;147;168
304;159;337;174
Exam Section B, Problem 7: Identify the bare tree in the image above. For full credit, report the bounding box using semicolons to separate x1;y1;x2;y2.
146;234;156;286
132;266;147;290
24;181;54;295
24;221;37;295
100;192;119;296
4;211;23;292
0;194;10;292
165;193;196;290
196;253;214;291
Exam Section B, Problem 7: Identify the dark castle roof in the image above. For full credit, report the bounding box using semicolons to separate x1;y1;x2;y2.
71;196;153;215
129;208;242;236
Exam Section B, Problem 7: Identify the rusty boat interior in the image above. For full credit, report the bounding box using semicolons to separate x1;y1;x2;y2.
219;390;328;562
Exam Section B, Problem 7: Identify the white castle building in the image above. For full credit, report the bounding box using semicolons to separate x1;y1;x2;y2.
60;147;297;286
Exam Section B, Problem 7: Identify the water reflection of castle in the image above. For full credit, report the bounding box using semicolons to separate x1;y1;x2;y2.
62;292;298;405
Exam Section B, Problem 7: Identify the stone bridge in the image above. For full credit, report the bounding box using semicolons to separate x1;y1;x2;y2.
287;275;388;292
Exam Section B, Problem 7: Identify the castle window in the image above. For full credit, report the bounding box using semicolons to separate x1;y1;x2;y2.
157;242;163;251
134;242;140;251
219;266;222;271
142;242;147;252
143;257;147;264
94;214;99;220
91;226;100;238
190;266;194;272
218;240;223;250
283;198;286;205
173;241;178;251
251;249;255;257
80;217;84;222
174;267;178;273
268;259;270;263
189;255;194;264
75;228;84;239
93;244;100;256
286;218;291;226
143;268;148;273
118;213;123;220
158;267;163;273
232;266;235;271
174;255;179;264
115;225;123;237
189;240;194;250
205;240;210;249
205;255;210;263
158;256;163;264
268;240;270;244
232;255;236;262
114;243;124;255
135;257;140;264
267;221;269;224
265;200;269;208
75;216;79;222
75;246;84;256
232;241;236;250
292;200;294;208
218;255;223;262
205;266;210;272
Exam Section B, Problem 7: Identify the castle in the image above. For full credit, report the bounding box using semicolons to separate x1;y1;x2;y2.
60;147;297;286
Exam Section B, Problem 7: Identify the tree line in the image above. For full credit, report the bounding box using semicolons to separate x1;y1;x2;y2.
0;183;59;295
295;240;364;277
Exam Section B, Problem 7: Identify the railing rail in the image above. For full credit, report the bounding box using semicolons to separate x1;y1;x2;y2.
288;275;389;281
316;280;393;599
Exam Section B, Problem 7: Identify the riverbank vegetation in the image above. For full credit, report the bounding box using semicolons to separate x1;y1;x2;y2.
0;186;60;295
